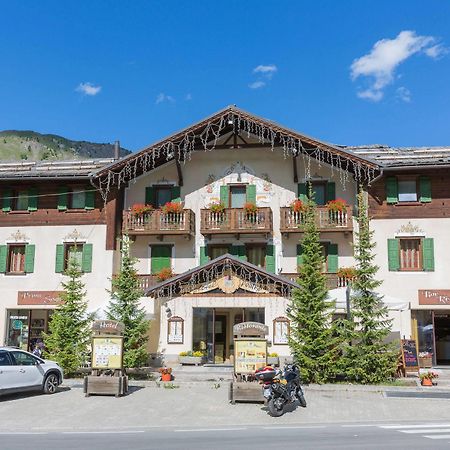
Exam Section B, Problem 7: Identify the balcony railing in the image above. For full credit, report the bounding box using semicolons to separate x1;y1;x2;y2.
280;273;351;290
123;209;195;236
280;206;353;233
200;207;272;235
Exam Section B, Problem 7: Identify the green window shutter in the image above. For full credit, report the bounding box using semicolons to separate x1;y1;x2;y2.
265;244;275;273
230;245;246;261
200;246;210;265
57;186;68;211
151;245;171;274
24;244;35;273
326;182;336;202
327;243;338;273
296;244;304;270
27;188;38;211
419;176;432;203
0;245;7;273
55;244;65;273
246;184;256;204
171;186;181;203
220;185;229;206
386;177;398;204
387;239;400;271
81;243;93;273
84;190;95;210
145;186;154;205
297;183;307;202
422;238;435;272
2;189;12;212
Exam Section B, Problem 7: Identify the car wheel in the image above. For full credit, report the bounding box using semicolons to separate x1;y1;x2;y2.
43;373;59;394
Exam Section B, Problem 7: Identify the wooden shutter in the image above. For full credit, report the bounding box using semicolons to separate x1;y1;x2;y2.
84;190;95;210
297;183;307;201
265;244;275;273
327;243;338;273
419;176;432;203
81;243;93;273
296;244;304;269
0;245;7;273
145;186;154;205
230;245;246;261
387;239;400;271
57;186;68;211
151;245;171;274
326;182;336;202
220;185;229;206
199;246;210;265
171;186;181;203
24;244;35;273
55;244;65;273
386;177;398;204
27;188;38;211
422;238;435;271
246;184;256;204
2;189;12;212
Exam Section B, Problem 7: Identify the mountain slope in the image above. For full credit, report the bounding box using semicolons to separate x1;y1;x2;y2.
0;130;130;161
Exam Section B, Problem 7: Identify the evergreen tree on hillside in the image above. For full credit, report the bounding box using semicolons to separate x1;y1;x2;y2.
106;237;149;368
288;190;338;383
345;188;397;383
44;259;94;375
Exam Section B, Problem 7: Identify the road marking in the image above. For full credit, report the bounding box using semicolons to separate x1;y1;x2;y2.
263;426;326;430
380;423;450;429
174;428;247;433
341;424;377;428
63;431;145;434
424;435;450;440
0;432;48;435
400;429;450;434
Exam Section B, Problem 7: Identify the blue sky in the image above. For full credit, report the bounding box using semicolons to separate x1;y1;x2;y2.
1;1;449;151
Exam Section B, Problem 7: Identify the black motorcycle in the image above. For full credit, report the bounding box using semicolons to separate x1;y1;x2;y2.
255;364;307;417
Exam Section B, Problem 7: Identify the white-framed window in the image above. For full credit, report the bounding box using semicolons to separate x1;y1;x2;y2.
398;179;418;202
167;316;184;344
273;317;290;345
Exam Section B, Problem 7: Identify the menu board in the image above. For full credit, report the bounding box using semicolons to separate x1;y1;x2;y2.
401;339;419;371
234;339;267;374
92;336;123;369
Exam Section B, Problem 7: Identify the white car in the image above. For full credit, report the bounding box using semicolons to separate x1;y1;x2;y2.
0;347;64;396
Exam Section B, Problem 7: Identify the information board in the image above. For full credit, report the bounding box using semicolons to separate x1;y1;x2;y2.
234;339;267;374
400;339;419;372
92;336;123;370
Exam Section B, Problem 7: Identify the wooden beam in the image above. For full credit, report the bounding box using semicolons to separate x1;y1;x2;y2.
293;155;298;183
175;157;183;187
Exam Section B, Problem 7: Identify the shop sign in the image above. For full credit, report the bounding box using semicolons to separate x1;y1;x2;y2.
92;320;125;335
418;290;450;306
12;319;23;330
18;291;62;306
233;321;269;337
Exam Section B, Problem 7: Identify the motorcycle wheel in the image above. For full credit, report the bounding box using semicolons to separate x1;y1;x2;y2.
268;398;285;417
296;389;307;408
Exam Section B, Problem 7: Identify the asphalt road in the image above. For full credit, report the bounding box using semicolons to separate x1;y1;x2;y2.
2;423;450;450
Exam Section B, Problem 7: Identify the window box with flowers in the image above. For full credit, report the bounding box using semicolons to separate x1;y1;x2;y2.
178;351;205;366
243;202;258;222
337;267;356;286
156;267;174;282
419;352;433;368
267;352;279;367
420;370;438;386
130;204;153;228
326;198;348;226
161;201;184;224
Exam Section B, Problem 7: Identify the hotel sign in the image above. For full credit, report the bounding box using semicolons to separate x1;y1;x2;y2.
18;291;63;306
418;290;450;306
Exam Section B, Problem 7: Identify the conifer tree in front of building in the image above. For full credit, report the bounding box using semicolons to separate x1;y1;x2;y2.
288;191;339;383
106;237;149;368
345;188;397;383
44;258;94;376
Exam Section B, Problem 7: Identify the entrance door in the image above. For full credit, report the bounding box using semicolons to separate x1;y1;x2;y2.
434;314;450;365
214;315;227;364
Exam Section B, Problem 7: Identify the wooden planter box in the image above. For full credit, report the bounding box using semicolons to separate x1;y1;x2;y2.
419;356;433;368
84;375;128;397
179;356;203;366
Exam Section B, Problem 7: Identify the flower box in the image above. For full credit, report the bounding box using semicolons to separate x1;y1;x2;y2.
179;356;203;366
267;356;279;366
419;356;433;368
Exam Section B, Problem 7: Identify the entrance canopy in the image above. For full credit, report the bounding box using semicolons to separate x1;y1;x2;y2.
145;254;300;300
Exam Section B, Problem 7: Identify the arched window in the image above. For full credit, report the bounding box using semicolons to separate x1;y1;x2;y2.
167;316;184;344
273;317;290;345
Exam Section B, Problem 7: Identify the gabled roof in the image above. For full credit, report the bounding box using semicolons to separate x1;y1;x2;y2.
145;253;300;299
93;105;379;187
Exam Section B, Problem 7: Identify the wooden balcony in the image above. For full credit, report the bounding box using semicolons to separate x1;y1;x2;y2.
123;209;195;238
280;206;353;234
200;207;272;237
280;273;351;290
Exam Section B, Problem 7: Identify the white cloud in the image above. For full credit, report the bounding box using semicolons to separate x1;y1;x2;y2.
253;64;278;78
249;81;266;89
424;44;448;59
351;30;445;101
155;93;175;104
76;82;101;96
185;93;192;101
396;86;411;103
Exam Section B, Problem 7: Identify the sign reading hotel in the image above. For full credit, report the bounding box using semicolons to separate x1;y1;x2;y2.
419;290;450;306
18;291;63;306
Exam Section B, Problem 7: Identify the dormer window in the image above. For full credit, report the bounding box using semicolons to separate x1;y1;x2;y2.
398;179;418;202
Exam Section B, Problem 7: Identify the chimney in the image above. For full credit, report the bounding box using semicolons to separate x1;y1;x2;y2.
114;140;120;160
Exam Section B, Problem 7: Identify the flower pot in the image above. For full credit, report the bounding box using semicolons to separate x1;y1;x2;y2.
421;378;433;386
161;373;172;382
